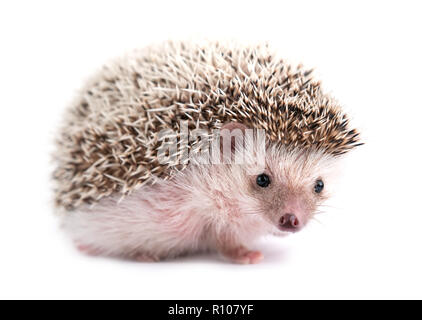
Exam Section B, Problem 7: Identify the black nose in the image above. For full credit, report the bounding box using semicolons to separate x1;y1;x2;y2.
279;214;300;230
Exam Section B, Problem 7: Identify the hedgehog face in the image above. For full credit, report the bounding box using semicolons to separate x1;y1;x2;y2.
213;122;337;233
243;146;336;233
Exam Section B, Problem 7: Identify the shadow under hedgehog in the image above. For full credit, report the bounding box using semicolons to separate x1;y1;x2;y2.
53;40;362;264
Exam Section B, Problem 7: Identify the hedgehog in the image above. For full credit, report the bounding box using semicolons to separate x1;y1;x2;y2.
53;40;361;264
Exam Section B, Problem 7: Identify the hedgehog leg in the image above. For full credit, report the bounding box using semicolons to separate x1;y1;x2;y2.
215;229;264;264
219;246;263;264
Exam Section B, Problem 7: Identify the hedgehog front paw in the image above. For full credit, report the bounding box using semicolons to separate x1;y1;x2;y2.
220;246;263;264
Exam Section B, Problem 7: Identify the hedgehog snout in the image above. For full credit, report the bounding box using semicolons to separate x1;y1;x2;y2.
279;214;301;232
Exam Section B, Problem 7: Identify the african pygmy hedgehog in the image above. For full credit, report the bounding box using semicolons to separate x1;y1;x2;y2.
53;40;361;264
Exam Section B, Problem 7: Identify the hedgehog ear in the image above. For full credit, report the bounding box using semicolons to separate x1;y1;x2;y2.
219;122;248;162
220;122;248;133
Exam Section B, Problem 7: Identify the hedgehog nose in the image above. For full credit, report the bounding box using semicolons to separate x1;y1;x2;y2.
279;214;300;231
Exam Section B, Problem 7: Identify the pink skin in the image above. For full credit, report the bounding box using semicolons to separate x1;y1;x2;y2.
278;198;308;232
64;122;333;264
220;246;264;264
77;244;99;256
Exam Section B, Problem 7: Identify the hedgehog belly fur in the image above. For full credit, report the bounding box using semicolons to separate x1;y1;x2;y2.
62;154;274;261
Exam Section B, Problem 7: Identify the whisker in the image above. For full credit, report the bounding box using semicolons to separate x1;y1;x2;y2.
318;204;342;210
311;216;323;225
313;210;326;216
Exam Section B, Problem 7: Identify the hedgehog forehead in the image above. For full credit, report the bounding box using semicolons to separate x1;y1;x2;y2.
266;146;334;186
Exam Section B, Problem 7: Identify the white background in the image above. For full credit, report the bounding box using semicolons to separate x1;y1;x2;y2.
1;0;421;299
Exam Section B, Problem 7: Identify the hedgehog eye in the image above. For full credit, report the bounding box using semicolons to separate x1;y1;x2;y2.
256;174;271;188
314;179;324;193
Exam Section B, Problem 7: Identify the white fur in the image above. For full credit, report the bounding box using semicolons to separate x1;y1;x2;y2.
62;145;338;261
